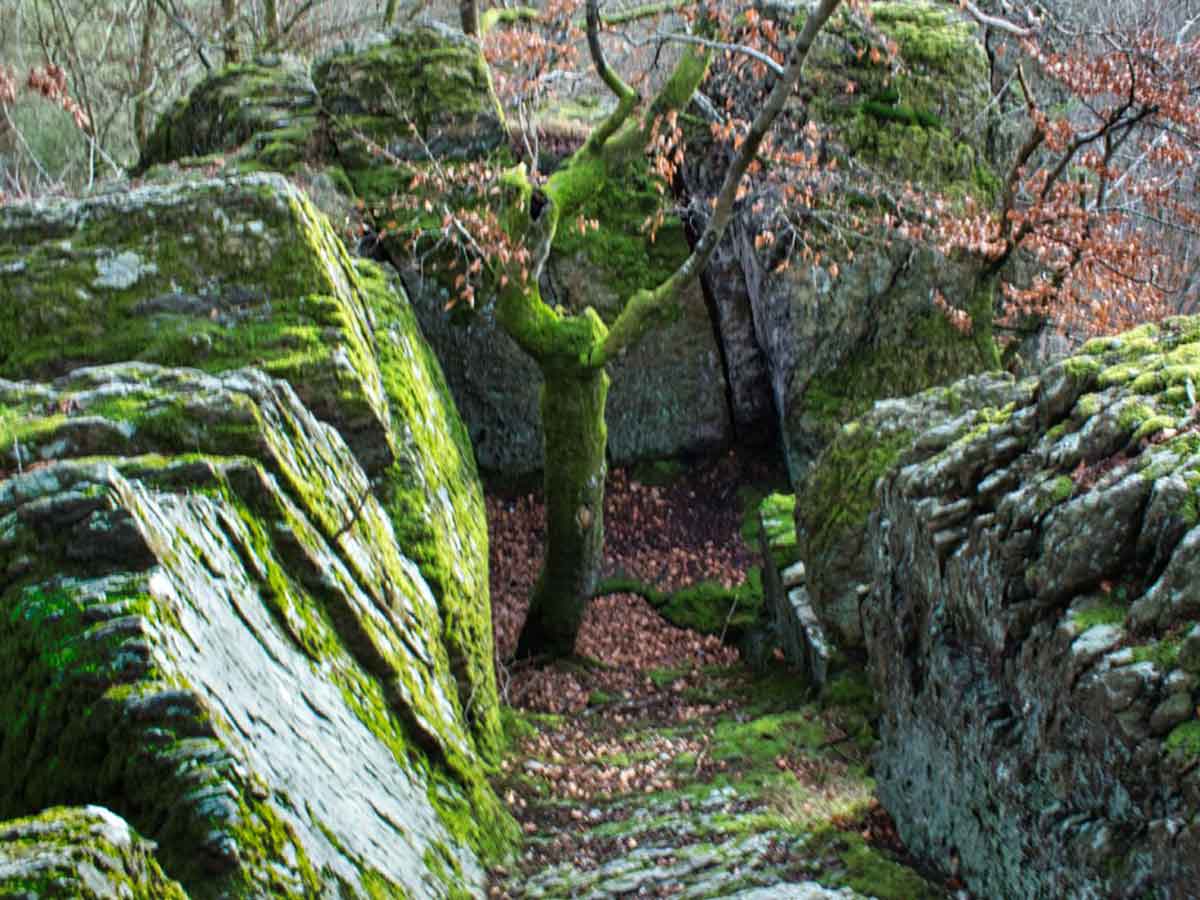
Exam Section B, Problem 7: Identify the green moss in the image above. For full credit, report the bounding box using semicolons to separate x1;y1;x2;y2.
595;569;764;638
810;829;947;899
1071;605;1126;631
549;160;688;308
797;427;915;570
355;261;506;765
1131;639;1182;672
807;1;993;196
1164;720;1200;756
1133;415;1174;442
1117;401;1156;434
801;306;994;447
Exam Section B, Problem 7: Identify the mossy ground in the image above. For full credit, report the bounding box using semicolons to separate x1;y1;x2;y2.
490;665;950;898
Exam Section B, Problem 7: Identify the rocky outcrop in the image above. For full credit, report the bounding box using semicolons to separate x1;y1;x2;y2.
796;373;1025;658
0;175;513;895
0;806;187;899
137;55;323;173
686;1;998;483
850;318;1200;897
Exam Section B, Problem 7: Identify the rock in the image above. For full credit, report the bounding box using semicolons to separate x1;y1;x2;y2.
0;365;512;896
136;55;323;174
0;173;393;473
684;0;998;483
796;373;1028;653
0;806;187;899
0;174;516;894
313;20;508;196
757;493;834;685
856;317;1200;898
0;173;504;761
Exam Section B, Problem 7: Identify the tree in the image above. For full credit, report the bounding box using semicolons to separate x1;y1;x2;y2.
381;0;843;660
940;0;1200;335
386;0;1197;661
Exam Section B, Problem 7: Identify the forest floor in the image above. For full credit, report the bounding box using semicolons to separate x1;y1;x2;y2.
483;451;959;899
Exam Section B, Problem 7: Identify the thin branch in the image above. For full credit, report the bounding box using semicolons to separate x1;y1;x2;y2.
957;0;1039;38
625;30;785;77
153;0;212;70
584;0;639;149
588;0;844;366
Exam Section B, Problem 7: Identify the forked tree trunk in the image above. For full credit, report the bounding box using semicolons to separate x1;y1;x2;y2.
515;364;608;660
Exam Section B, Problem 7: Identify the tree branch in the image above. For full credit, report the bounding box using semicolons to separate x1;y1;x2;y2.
588;0;844;366
956;0;1038;38
584;0;639;150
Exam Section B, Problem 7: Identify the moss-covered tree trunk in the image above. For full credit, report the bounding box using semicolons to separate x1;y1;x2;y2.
516;365;608;659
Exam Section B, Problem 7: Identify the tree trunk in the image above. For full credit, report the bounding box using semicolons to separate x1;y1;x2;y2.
515;364;608;660
221;0;240;64
262;0;280;48
460;0;479;37
133;0;158;147
968;269;1003;370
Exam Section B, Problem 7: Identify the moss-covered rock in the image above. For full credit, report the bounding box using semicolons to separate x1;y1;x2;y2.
136;55;323;176
685;1;998;483
0;173;393;473
0;175;515;893
857;316;1200;897
0;365;514;896
313;20;508;199
796;372;1026;654
0;806;187;899
0;173;503;762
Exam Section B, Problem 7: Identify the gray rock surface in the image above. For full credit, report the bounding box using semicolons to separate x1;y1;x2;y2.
0;173;513;896
861;318;1200;898
796;373;1026;655
0;806;187;899
0;365;499;896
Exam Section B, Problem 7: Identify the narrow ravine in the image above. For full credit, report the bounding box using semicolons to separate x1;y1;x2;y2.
485;452;960;899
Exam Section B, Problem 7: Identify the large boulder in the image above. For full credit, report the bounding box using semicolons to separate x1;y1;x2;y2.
132;24;739;477
0;172;503;760
796;373;1026;657
860;317;1200;897
0;175;514;895
686;0;999;483
136;55;324;174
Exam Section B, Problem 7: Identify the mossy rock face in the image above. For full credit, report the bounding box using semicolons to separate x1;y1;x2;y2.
684;1;997;483
0;364;514;896
136;55;323;175
858;316;1200;898
809;1;992;190
0;174;503;761
0;173;393;473
313;20;508;198
0;806;188;899
796;372;1025;652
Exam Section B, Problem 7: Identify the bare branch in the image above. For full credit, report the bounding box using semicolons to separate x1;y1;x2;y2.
956;0;1039;38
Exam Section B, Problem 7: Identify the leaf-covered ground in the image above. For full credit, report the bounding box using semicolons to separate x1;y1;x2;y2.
485;452;961;899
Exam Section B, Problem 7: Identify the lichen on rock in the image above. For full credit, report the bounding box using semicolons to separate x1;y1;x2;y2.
846;315;1200;897
0;174;515;894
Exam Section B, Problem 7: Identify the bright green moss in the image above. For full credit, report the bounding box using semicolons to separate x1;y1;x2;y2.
1131;640;1182;673
1165;720;1200;756
797;428;915;569
1071;605;1126;631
